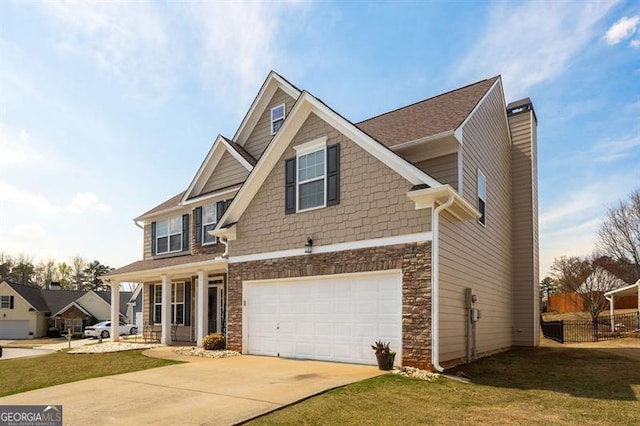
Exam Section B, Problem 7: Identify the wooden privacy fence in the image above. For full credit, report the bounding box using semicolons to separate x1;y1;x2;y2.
541;312;640;343
548;292;638;313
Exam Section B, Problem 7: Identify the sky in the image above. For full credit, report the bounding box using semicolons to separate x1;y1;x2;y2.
0;0;638;278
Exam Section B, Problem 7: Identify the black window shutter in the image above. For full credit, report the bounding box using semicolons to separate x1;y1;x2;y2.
150;222;157;256
327;144;340;206
216;201;225;222
184;282;191;326
285;157;296;214
194;207;202;245
182;214;190;252
223;199;232;214
148;285;155;323
10;296;14;309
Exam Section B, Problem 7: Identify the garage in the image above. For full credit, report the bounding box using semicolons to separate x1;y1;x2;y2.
0;320;30;339
243;270;402;365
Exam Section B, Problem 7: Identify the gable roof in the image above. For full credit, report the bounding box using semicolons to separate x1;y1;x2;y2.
356;77;499;148
216;90;443;229
4;281;49;311
233;71;302;145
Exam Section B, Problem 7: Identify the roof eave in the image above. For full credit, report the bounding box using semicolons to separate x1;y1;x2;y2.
406;185;481;221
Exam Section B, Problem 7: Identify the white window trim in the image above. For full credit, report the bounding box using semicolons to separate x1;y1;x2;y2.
202;203;217;246
171;281;186;326
0;295;11;309
295;137;328;213
477;169;486;227
271;103;285;135
156;216;183;255
153;284;162;323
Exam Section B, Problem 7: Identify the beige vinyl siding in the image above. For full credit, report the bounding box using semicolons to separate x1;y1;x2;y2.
415;153;458;190
143;224;152;260
243;88;297;159
201;151;249;194
231;112;432;256
438;83;513;363
0;282;41;337
77;292;111;320
509;110;539;346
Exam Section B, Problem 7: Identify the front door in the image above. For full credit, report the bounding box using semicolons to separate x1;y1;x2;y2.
208;285;224;334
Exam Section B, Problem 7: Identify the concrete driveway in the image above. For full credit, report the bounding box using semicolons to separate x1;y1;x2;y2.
0;347;54;360
0;353;383;425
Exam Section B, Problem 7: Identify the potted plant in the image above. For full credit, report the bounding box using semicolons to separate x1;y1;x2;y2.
371;340;395;370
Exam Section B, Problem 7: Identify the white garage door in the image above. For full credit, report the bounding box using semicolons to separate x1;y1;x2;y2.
244;271;402;365
0;320;30;339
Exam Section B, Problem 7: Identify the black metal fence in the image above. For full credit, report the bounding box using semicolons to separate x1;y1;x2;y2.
541;312;640;344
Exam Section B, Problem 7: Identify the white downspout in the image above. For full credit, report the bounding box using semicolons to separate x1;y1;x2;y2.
432;194;454;372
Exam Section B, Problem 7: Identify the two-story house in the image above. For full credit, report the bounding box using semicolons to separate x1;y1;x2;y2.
104;71;539;370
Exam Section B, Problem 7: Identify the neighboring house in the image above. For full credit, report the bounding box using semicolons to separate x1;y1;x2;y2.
104;71;539;370
0;280;131;339
126;284;144;330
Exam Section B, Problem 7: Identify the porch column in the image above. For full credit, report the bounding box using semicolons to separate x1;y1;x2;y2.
110;281;120;342
161;274;172;345
610;295;615;331
197;270;207;347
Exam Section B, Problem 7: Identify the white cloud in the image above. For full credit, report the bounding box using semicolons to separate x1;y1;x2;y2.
591;135;640;162
604;15;639;45
38;1;306;105
66;193;112;214
455;0;618;98
0;181;61;214
0;123;44;164
630;39;640;48
0;182;111;215
11;223;46;238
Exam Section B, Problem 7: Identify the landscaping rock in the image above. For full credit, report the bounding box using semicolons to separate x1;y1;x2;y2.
69;342;161;354
173;347;240;359
391;366;439;382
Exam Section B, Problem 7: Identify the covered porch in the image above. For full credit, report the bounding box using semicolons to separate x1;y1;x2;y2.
102;253;227;346
605;280;640;331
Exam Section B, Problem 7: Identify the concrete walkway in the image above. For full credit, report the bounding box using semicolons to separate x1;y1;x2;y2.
0;353;384;425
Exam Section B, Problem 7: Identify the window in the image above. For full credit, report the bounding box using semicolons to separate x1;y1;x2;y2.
1;295;13;309
477;169;487;225
285;138;339;214
153;284;162;323
152;282;185;325
202;203;217;245
271;103;285;134
156;216;182;254
171;282;185;325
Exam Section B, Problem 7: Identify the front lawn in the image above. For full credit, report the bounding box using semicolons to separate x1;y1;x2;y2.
0;350;180;397
250;344;640;425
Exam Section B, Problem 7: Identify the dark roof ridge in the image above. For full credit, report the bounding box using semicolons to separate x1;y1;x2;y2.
356;76;500;125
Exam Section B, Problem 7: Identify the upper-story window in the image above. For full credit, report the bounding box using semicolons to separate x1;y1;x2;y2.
271;104;285;135
477;169;487;226
202;203;217;245
297;147;326;211
156;216;182;254
285;137;340;214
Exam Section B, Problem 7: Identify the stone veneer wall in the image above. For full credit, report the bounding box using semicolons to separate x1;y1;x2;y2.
227;241;432;369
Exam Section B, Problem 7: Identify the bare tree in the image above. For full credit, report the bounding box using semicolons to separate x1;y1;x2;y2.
57;262;73;290
598;188;640;281
10;253;36;286
0;252;13;280
70;255;88;290
551;255;628;322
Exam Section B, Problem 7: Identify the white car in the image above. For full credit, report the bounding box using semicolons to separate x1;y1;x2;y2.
84;321;138;339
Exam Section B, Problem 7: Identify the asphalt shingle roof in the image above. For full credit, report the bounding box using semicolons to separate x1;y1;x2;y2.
104;253;220;277
355;77;499;148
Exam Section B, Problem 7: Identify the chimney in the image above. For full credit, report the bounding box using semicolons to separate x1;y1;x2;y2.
507;98;539;347
49;281;61;290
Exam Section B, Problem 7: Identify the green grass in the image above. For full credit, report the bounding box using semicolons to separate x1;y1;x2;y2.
250;346;640;425
0;350;181;397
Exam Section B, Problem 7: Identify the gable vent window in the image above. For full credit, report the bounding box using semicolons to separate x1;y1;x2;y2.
271;104;285;135
477;169;487;226
285;137;340;214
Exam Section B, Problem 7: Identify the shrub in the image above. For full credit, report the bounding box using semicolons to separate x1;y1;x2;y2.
47;327;61;338
202;332;225;350
71;332;84;339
